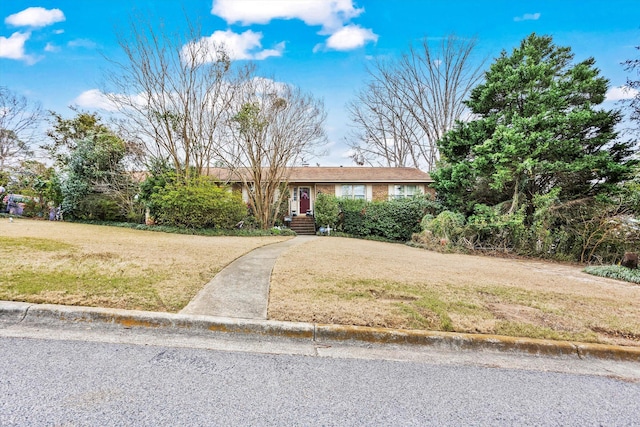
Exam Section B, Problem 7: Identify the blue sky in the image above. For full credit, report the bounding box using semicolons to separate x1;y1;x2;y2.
1;0;638;166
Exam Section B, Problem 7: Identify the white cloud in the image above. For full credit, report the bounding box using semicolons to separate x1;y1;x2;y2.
212;0;376;53
605;85;639;101
53;29;64;35
212;0;362;32
73;89;153;111
514;13;541;22
68;39;97;49
44;42;60;53
0;31;37;64
184;30;284;62
5;7;65;28
325;25;378;51
72;89;119;111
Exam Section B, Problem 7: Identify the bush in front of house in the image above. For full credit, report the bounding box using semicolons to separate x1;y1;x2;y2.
338;197;369;236
150;177;246;229
314;192;340;229
336;195;439;241
363;197;428;241
421;210;466;243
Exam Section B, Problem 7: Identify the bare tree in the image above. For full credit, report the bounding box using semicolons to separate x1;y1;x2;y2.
104;15;244;180
219;77;327;228
0;87;42;171
348;34;485;171
622;45;639;134
348;76;424;167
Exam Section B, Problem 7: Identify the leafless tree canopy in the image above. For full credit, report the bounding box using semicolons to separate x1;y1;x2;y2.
219;77;327;228
104;16;246;180
101;16;328;228
348;34;485;171
0;87;42;171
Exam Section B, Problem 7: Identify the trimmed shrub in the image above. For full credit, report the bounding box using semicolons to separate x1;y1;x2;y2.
337;195;437;241
338;198;369;236
314;192;340;228
151;178;247;229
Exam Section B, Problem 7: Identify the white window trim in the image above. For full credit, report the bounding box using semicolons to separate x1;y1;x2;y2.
389;184;421;199
341;184;367;200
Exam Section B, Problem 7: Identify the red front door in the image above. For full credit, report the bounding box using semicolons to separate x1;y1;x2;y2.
299;187;310;214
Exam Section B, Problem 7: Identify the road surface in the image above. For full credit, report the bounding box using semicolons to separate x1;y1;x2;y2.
1;324;638;426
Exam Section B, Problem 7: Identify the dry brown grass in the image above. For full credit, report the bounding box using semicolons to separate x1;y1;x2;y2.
0;219;289;312
269;237;640;346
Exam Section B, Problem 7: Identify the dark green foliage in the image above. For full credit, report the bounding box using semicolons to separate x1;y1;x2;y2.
337;195;439;241
428;33;638;263
150;177;246;229
20;198;38;218
61;132;129;219
138;159;177;219
46;111;142;222
75;194;123;221
338;198;369;236
314;192;340;228
434;33;636;219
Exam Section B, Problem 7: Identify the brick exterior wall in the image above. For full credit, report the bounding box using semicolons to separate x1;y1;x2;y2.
315;184;335;196
424;185;436;198
372;184;388;201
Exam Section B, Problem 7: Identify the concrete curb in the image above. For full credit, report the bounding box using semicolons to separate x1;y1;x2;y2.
2;301;639;362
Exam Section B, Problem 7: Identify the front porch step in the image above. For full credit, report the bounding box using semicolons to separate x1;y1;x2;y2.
290;216;316;235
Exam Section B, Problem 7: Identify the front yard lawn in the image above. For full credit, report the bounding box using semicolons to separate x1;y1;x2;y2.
0;219;289;312
269;237;640;346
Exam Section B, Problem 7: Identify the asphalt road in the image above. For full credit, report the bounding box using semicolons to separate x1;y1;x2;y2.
1;331;639;426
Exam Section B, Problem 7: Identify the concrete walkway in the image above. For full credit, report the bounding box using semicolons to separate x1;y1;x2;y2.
180;236;316;319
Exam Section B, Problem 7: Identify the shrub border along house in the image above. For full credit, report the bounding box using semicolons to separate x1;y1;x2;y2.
207;166;434;217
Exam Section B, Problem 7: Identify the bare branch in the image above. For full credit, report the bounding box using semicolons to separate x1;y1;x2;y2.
348;34;485;171
103;14;243;180
0;87;42;171
217;76;327;228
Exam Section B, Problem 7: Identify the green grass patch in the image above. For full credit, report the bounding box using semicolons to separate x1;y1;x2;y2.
335;278;492;331
474;285;564;312
0;236;75;252
413;297;454;331
0;266;169;311
494;321;599;343
584;265;640;284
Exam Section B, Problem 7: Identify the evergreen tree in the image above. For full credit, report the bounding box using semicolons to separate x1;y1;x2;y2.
433;33;636;221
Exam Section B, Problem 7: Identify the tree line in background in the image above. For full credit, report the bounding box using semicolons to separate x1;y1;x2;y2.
1;27;638;264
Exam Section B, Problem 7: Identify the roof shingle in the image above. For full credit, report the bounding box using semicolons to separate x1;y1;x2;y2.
205;166;433;183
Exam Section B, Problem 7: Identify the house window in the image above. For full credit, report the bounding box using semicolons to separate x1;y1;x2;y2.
341;184;366;200
393;185;418;199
